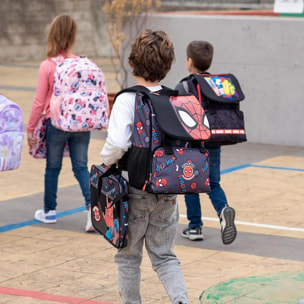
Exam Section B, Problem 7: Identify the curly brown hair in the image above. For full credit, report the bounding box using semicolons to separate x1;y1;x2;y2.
47;15;77;58
128;29;175;82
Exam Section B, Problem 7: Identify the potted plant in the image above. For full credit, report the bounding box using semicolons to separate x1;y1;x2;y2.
102;0;161;113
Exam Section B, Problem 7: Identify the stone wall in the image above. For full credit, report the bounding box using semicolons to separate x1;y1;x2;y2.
0;0;111;62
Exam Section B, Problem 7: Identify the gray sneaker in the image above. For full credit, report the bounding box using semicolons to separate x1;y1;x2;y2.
220;206;237;245
181;226;203;241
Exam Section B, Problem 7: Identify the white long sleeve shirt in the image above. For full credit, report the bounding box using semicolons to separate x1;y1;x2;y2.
100;85;162;166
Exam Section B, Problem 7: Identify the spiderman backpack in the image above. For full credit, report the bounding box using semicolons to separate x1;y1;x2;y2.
181;73;246;145
116;85;211;195
90;164;128;249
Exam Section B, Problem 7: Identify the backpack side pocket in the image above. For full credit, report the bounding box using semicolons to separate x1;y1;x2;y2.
148;146;210;194
127;145;150;190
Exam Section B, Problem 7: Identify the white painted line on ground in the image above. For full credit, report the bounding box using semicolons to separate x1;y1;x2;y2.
179;214;304;233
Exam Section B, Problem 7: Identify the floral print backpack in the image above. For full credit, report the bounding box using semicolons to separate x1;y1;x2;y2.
50;56;109;132
0;95;24;171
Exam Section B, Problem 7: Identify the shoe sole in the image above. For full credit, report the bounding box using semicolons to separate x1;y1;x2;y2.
86;225;95;232
181;232;203;241
34;217;56;224
221;207;237;245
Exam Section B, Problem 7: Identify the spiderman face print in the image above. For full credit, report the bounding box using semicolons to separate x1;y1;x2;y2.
155;177;168;188
170;96;211;140
182;159;195;180
136;121;143;134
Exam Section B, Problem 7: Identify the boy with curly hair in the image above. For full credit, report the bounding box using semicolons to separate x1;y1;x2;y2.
100;29;190;304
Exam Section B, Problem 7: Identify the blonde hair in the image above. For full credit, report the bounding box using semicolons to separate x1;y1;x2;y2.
47;15;77;58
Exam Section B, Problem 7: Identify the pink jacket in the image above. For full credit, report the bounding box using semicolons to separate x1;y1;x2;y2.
27;53;77;133
27;59;56;133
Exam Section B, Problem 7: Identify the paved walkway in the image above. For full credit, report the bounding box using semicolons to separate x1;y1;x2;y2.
0;60;304;304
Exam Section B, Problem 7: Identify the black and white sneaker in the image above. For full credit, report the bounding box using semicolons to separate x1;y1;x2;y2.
181;226;203;241
220;206;237;245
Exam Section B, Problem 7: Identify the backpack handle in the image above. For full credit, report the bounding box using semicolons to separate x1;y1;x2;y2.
114;85;179;104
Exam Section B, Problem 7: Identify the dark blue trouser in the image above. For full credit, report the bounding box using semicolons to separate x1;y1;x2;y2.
44;119;91;212
185;147;228;228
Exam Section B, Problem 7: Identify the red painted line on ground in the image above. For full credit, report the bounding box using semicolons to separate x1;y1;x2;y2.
156;10;280;17
0;286;115;304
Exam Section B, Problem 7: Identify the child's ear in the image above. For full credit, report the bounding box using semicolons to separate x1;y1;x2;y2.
186;57;195;73
188;58;194;68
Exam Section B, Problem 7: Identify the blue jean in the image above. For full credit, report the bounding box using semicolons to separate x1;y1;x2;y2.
185;147;228;228
44;119;91;212
115;186;189;304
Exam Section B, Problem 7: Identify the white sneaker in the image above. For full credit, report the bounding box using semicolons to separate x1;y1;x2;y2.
85;207;95;232
34;209;56;223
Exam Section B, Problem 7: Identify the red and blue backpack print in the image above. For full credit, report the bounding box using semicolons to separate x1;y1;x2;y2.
50;56;109;132
116;86;212;195
90;164;129;249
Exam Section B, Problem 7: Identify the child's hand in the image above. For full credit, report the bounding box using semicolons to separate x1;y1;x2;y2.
27;132;37;147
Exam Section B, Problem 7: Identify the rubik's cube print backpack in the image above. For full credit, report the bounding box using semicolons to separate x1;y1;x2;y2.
182;73;246;145
0;95;24;171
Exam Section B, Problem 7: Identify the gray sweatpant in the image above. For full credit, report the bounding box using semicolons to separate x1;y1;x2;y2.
115;186;189;304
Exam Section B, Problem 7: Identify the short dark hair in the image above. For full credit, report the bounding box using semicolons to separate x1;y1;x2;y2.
186;41;213;72
128;29;175;82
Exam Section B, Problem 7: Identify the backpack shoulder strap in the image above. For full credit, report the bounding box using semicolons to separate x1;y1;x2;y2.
114;85;178;103
114;85;150;103
180;75;191;82
117;85;150;94
179;74;200;94
182;80;189;93
50;55;65;66
157;85;178;96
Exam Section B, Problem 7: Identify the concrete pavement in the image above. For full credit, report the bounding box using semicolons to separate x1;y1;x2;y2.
0;59;304;304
